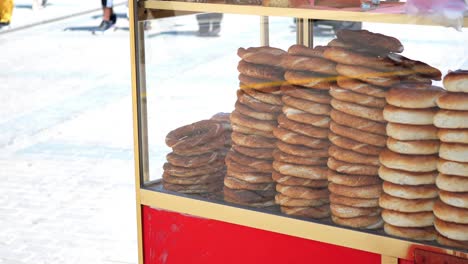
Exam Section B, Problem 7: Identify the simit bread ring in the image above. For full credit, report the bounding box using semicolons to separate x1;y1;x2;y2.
378;166;437;186
237;46;286;67
278;114;328;138
434;110;468;129
276;140;329;158
165;119;229;149
379;149;437;172
281;204;331;219
328;182;382;199
382;209;434;227
224;186;276;203
280;54;337;75
386;137;439;155
232;124;275;139
284;70;336;90
280;85;331;104
230;111;277;132
243;88;283;105
328;157;379;176
328;132;383;156
287;44;327;58
436;234;468;250
383;105;437;125
327;170;381;187
379;193;435;213
384;224;436;241
231;145;274;160
329;85;386;108
434;199;468;224
226;157;266;173
282;95;331;116
162;171;224;185
436;92;468;111
336;29;404;53
276;184;329;200
330;203;380;218
382;181;438;199
331;215;383;229
274;127;330;148
336;64;400;87
224;176;275;191
237;90;282;113
439;190;468;209
330;109;386;135
172;133;230;156
272;161;328;180
330;193;379;208
330;121;387;147
434;218;468;241
237;60;284;81
329;145;380;166
331;99;385;122
438;128;468;144
226;170;273;184
276;193;329;207
336;76;388;98
323;46;396;70
166;150;226;168
226;149;273;172
163;181;222;194
386;123;438;141
282;106;331;128
235;101;278;121
273;149;327;166
437;158;468;177
163;160;225;177
436;173;468;192
272;171;328;188
386;86;445;109
231;132;276;149
443;70;468;93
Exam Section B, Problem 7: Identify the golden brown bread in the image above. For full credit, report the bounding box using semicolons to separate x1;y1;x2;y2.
287;44;327;58
336;29;404;53
336;64;400;87
275;193;329;207
273;149;327;166
235;101;277;121
386;123;438;141
277;114;329;139
330;193;379;208
437;158;468;178
436;92;468;111
434;109;468;129
337;76;388;98
439;190;468;209
330;203;380;218
272;171;328;188
237;90;283;113
237;46;286;67
328;182;382;199
387;53;441;80
280;85;331;104
330;122;386;147
331;99;385;122
331;214;383;229
379;149;438;172
328;132;383;156
434;199;468;224
163;160;225;177
282;95;331;116
378;166;437;186
331;109;386;135
386;86;445;109
224;186;276;204
280;54;337;75
276;184;329;199
276;140;329;158
386;137;439;155
384;224;436;241
284;70;335;90
166;150;226;168
383;105;437;125
273;127;330;148
443;70;468;93
436;234;468;250
434;217;468;241
329;85;386;108
436;173;468;192
231;132;276;149
280;204;331;219
282;106;331;128
438;128;468;144
226;149;273;172
327;170;381;187
231;124;275;139
272;161;328;180
230;111;277;132
328;145;380;166
231;145;274;160
379;193;435;213
224;176;275;191
328;157;379;176
164;181;223;194
237;60;284;81
439;142;468;162
382;209;434;227
323;46;396;70
162;171;224;185
226;156;269;173
242;88;283;106
226;170;273;183
382;181;438;199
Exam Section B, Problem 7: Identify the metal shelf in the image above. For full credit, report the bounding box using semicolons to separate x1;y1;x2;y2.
141;0;468;27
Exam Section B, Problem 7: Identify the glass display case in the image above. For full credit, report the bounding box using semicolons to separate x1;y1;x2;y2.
129;0;468;263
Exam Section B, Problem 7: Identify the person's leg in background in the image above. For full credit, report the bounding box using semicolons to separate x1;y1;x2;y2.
0;0;14;28
98;0;117;31
210;13;223;36
196;13;211;36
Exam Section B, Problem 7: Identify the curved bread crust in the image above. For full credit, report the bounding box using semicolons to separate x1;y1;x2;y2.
242;88;283;106
235;101;277;121
336;64;400;87
382;181;438;199
439;190;468;209
226;150;273;172
439;142;468;163
434;110;468;129
231;132;276;149
434;217;468;241
378;166;437;186
276;184;329;200
166;119;228;149
272;172;328;188
436;234;468;250
272;161;328;180
237;90;282;113
438;128;468;144
382;209;434;227
336;29;404;53
273;127;330;148
379;193;435;213
330;203;381;218
330;85;386;108
386;86;445;109
443;70;468;93
163;160;225;177
337;76;388;98
163;182;222;194
166;150;226;168
224;176;275;191
386;123;438;141
330;193;379;208
282;106;331;128
328;182;382;199
323;46;396;70
328;157;379;176
276;141;328;158
330;109;386;135
384;224;436;241
332;214;383;229
275;193;329;207
329;145;380;166
328;132;383;156
280;204;331;219
237;46;286;67
277;114;329;139
226;170;273;184
328;170;381;187
280;85;331;104
434;199;468;224
331;99;385;122
288;44;327;58
284;70;336;90
387;53;441;80
162;171;224;185
330;122;386;147
436;173;468;192
231;145;274;160
379;149;437;172
273;150;327;166
237;60;284;81
280;54;337;75
230;111;277;132
437;158;468;177
232;124;275;139
436;92;468;111
282;95;331;116
383;105;437;125
386;137;439;155
223;186;276;203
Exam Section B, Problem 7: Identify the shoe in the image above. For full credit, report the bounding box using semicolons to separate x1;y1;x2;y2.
110;13;117;25
0;22;10;29
97;20;113;31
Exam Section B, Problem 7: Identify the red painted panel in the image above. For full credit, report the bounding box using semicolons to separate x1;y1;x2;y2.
399;260;414;264
142;205;381;264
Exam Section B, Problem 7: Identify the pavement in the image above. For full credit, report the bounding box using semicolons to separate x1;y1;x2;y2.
1;2;468;264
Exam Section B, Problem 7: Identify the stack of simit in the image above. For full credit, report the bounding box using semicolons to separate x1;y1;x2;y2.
223;46;286;208
322;30;404;229
380;86;444;241
163;113;232;194
433;70;468;249
272;44;336;219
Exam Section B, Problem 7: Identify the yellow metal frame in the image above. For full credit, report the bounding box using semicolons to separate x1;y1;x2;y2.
129;1;468;263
